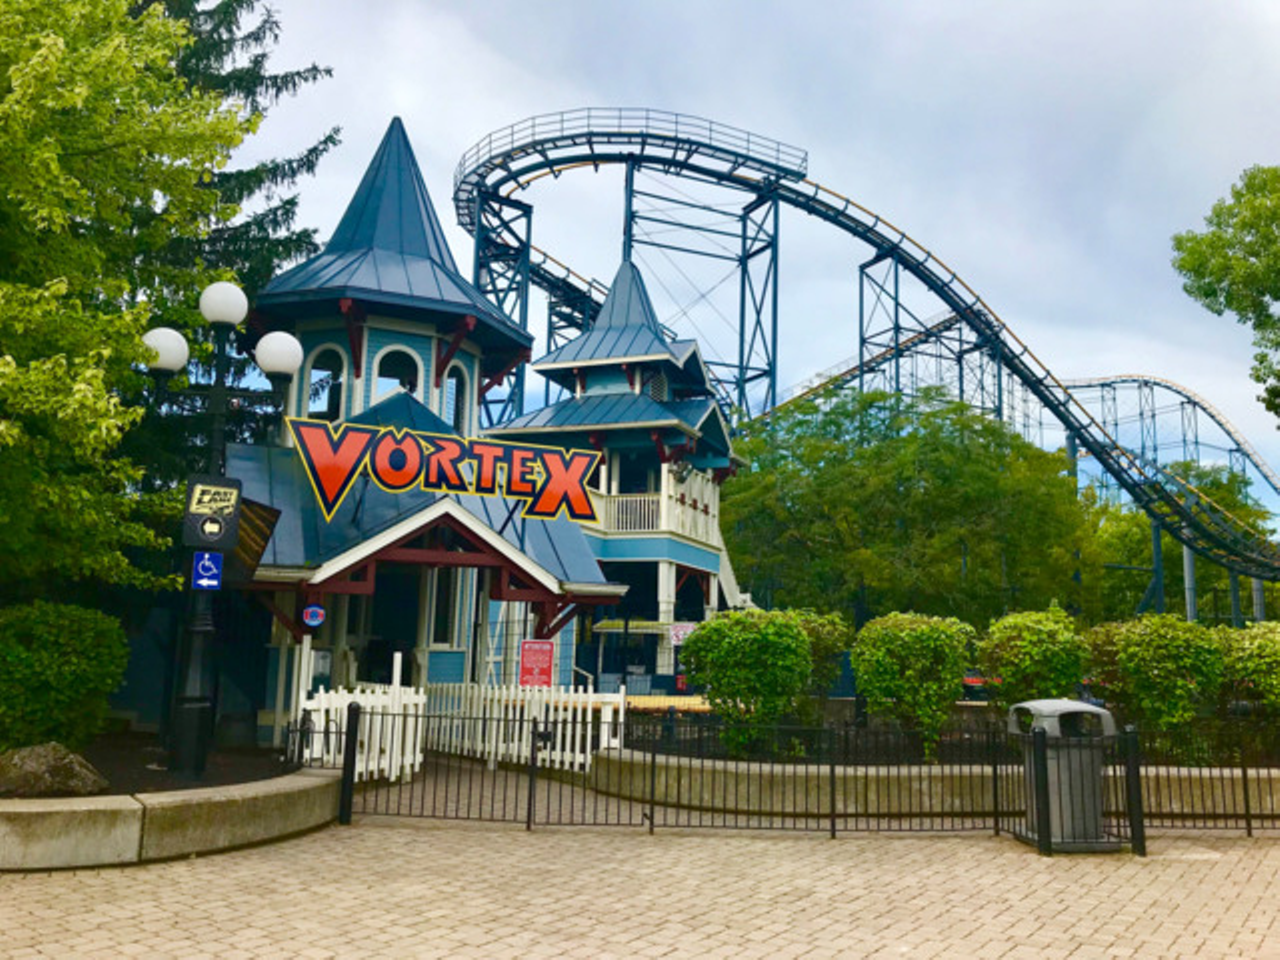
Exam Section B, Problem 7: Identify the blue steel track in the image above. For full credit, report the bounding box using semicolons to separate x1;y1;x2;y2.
452;108;1280;581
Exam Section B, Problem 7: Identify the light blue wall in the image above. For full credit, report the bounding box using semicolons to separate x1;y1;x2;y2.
427;650;467;683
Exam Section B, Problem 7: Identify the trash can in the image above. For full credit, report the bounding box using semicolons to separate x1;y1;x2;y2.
1008;699;1118;851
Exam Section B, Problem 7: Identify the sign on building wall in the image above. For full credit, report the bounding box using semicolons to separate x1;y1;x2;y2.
669;622;698;645
286;417;600;524
518;639;555;688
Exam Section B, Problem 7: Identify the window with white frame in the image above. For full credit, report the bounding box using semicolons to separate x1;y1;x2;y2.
442;364;468;434
374;348;420;403
306;348;345;421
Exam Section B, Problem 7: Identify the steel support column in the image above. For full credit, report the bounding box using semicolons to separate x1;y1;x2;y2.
471;190;533;425
1138;519;1165;615
736;193;780;420
1230;571;1244;628
1182;544;1197;622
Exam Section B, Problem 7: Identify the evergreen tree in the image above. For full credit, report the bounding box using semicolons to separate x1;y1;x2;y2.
123;1;340;485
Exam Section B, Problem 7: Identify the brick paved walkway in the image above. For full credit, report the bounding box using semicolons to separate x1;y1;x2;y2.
2;821;1278;958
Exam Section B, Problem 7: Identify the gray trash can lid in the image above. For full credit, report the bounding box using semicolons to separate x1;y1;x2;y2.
1007;698;1116;736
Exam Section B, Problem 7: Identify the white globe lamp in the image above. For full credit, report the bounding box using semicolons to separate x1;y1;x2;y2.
254;331;304;376
199;281;250;327
142;327;190;373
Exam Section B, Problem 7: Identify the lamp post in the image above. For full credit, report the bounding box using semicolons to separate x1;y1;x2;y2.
143;281;302;776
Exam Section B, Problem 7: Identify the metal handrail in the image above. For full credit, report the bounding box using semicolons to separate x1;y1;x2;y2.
454;107;807;229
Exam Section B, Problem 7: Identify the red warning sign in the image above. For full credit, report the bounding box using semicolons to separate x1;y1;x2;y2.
519;640;555;688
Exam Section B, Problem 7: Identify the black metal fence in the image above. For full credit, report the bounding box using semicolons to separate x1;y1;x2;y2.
297;705;1280;853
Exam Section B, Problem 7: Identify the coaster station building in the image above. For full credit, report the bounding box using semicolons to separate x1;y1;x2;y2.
117;119;746;745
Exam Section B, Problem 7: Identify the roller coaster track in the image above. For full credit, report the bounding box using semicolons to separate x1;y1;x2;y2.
1060;375;1280;500
768;312;963;417
453;108;1280;580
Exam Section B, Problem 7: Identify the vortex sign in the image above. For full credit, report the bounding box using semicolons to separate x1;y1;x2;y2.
286;417;601;524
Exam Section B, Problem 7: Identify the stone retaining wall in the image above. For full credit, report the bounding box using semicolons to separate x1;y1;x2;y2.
0;769;340;871
590;750;1280;819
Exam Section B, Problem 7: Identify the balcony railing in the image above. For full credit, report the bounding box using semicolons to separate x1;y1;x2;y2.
600;493;661;533
591;491;719;545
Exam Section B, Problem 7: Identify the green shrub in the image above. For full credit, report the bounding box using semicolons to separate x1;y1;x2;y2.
681;610;812;754
0;601;129;750
979;603;1088;712
788;609;855;723
851;612;972;761
1086;614;1222;730
1222;621;1280;716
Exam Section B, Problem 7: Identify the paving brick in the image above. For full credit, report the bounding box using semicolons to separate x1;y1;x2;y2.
2;826;1280;957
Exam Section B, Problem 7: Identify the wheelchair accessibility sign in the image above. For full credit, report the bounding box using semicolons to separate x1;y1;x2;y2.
192;552;223;591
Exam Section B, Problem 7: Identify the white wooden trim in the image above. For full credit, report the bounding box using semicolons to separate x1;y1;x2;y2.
368;343;426;406
306;498;563;595
301;342;351;420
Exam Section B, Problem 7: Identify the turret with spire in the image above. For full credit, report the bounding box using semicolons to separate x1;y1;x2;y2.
254;117;531;433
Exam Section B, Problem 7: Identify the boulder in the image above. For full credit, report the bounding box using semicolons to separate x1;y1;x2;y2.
0;742;108;798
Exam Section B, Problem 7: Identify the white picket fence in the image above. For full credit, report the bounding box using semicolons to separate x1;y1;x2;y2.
418;681;626;773
296;655;627;782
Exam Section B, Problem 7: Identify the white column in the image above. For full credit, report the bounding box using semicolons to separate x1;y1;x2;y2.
293;632;312;722
658;462;671;533
415;566;433;686
269;593;292;749
705;572;719;621
657;561;677;674
332;594;352;688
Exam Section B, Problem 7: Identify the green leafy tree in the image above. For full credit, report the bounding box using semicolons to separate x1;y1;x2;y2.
851;613;972;761
1173;166;1280;417
1086;615;1224;730
978;603;1089;712
1093;463;1271;623
0;0;246;600
788;610;855;723
1221;621;1280;717
680;610;812;754
724;390;1103;628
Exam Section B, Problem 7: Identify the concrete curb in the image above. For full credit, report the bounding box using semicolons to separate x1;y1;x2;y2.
0;769;341;871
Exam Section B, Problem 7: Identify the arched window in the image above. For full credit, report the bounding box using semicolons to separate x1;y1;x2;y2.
374;349;420;402
307;348;345;422
442;365;468;434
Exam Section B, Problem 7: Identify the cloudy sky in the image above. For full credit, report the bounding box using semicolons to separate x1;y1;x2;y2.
240;1;1280;480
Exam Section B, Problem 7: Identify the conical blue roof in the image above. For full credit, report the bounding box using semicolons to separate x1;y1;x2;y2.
534;261;677;374
326;117;459;269
257;118;530;356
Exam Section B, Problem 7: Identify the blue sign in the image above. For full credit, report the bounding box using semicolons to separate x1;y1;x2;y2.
192;552;223;591
301;604;326;629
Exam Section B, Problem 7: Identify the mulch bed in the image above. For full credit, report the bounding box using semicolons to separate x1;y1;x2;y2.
79;732;295;795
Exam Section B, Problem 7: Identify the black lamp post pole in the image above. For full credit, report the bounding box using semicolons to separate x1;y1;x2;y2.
170;326;232;777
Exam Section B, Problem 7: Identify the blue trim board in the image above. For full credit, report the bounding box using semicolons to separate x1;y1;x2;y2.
583;532;720;571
